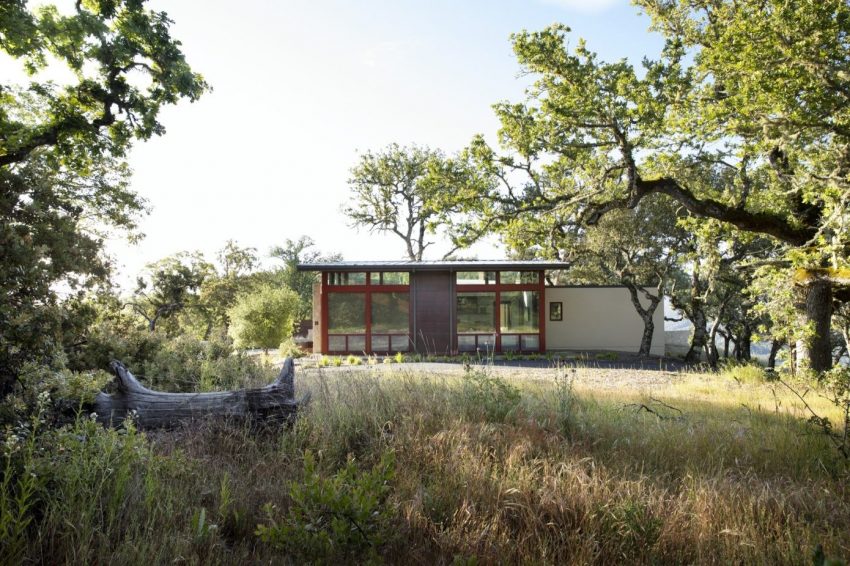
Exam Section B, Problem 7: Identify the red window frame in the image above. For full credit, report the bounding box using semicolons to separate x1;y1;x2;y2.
322;272;410;354
454;270;545;354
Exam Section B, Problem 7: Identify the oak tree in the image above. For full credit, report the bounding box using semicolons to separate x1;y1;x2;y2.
0;0;208;393
466;1;850;371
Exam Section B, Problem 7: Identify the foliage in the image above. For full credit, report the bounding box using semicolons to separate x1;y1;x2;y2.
194;241;259;337
0;0;208;393
0;0;208;169
719;362;768;385
269;236;341;321
67;317;271;393
459;2;850;370
137;334;272;392
227;285;300;352
256;450;395;562
345;144;486;260
128;252;212;333
460;368;522;422
278;337;306;359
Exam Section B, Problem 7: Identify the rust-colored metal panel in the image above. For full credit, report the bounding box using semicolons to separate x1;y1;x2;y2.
312;281;323;353
412;271;454;354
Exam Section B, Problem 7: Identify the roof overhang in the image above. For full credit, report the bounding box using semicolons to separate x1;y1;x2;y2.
296;260;570;272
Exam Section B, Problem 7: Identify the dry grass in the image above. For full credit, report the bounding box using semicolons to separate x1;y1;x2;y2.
7;364;850;564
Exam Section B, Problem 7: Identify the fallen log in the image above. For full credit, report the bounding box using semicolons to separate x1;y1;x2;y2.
94;357;310;428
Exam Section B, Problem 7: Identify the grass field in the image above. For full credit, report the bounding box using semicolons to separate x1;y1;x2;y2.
4;363;849;564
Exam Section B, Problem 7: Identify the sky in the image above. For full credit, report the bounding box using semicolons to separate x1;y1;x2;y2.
8;0;667;284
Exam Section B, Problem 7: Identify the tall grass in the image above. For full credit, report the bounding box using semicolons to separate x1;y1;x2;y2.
2;365;848;563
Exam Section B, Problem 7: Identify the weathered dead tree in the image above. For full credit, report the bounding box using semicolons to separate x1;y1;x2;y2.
94;357;309;428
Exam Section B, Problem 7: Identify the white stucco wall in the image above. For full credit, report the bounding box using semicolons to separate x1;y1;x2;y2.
544;287;666;356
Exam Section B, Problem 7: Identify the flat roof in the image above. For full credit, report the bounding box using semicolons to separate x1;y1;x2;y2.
296;260;570;272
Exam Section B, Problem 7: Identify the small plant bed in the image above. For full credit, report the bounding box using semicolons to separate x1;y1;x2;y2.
300;350;684;372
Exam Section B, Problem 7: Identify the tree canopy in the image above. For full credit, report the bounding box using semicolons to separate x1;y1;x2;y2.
461;0;850;370
345;144;485;260
0;0;208;392
227;285;300;353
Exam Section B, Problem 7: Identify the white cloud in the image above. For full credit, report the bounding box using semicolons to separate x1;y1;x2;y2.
537;0;622;13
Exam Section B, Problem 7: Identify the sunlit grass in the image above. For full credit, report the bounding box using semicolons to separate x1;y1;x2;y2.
7;364;849;563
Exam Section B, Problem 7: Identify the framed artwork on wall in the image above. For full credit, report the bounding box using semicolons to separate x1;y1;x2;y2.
549;301;563;322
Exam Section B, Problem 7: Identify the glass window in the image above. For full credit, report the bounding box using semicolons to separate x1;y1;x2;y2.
456;271;496;285
521;335;540;351
478;334;496;350
458;335;476;352
500;291;540;333
370;272;381;284
371;292;409;333
457;292;495;332
328;293;366;333
348;335;366;352
381;272;409;285
329;272;366;285
500;271;539;285
371;335;389;351
501;335;519;351
328;336;346;352
390;335;410;352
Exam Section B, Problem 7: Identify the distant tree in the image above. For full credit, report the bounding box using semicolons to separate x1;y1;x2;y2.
570;197;686;357
196;241;259;337
499;193;685;357
228;285;300;353
269;236;341;321
345;144;485;260
127;253;212;333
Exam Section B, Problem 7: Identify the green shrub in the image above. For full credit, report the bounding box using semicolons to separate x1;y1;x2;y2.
256;450;395;562
139;334;272;392
720;362;767;384
347;355;362;366
460;369;522;423
394;352;405;364
278;338;306;359
1;405;163;563
595;352;619;362
228;285;300;352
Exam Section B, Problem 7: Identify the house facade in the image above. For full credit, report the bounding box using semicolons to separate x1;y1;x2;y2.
297;261;665;357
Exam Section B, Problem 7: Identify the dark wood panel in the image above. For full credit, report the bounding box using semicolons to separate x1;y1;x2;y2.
412;271;454;354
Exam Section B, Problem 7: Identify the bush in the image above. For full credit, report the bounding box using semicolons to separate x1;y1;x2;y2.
720;362;768;384
595;352;619;361
256;450;395;562
134;334;272;392
278;338;306;359
1;406;160;563
228;285;300;352
459;368;522;422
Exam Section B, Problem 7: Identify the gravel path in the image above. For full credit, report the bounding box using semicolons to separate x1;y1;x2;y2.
297;358;690;390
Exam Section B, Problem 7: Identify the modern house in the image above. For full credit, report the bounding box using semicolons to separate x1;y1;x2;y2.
297;261;665;357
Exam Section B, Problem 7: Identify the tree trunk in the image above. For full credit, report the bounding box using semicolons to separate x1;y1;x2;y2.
625;283;661;357
684;309;707;364
767;339;782;370
638;315;655;357
706;315;724;368
94;358;309;428
738;326;752;361
795;280;833;373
